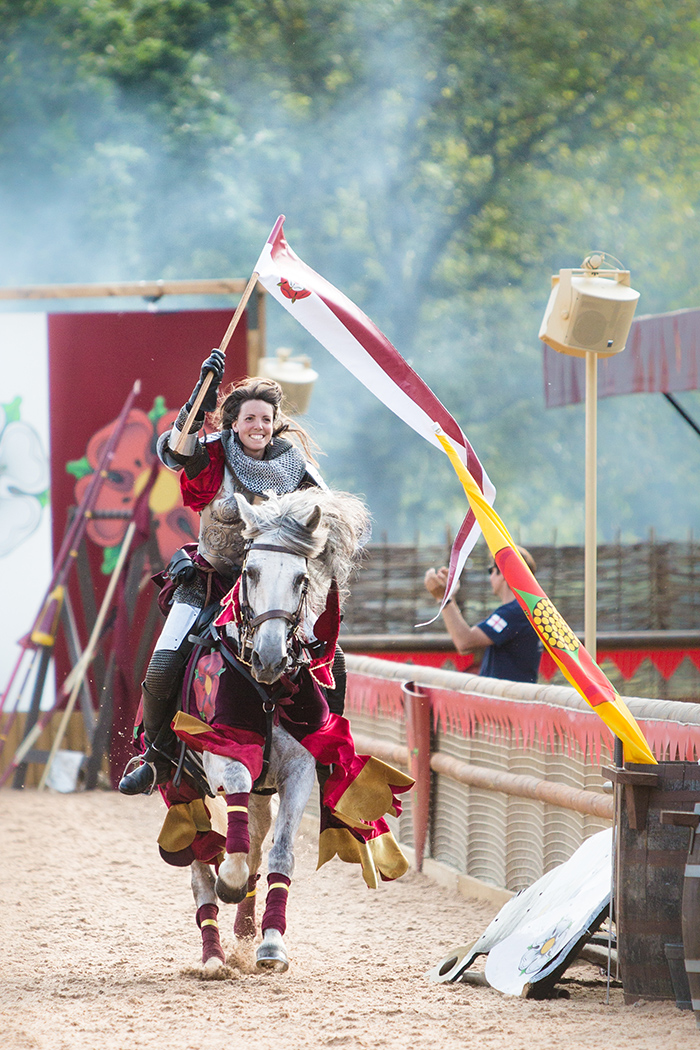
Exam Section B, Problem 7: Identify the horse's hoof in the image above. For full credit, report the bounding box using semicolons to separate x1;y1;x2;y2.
256;948;289;973
256;930;289;973
202;955;227;979
216;854;249;904
216;875;248;905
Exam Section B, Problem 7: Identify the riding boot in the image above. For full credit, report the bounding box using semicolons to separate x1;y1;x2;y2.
316;645;347;792
325;645;347;716
118;685;178;795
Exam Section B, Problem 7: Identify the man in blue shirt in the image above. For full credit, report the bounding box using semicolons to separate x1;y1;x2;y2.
424;547;542;684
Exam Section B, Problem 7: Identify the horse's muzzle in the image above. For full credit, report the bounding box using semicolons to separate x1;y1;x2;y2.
251;650;289;684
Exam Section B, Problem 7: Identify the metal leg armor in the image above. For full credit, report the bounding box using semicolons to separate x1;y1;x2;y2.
118;683;180;795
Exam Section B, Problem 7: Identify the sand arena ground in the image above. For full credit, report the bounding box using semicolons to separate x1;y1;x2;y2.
0;789;696;1050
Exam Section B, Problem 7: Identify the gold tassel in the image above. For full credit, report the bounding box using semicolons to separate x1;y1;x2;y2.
332;756;414;825
158;794;227;852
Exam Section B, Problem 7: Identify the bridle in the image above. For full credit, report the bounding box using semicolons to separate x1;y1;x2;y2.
237;541;310;668
232;539;313;791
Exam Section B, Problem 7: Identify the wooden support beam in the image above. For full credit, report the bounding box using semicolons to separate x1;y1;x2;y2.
602;766;659;831
0;278;248;301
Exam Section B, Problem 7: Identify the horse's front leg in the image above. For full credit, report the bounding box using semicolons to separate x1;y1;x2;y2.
191;860;227;973
234;792;273;940
257;748;316;973
202;753;253;905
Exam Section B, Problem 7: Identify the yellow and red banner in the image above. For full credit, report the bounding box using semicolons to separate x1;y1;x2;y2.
434;429;656;765
248;217;655;766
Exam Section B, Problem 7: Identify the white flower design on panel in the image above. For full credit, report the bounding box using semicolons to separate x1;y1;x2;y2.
0;399;50;558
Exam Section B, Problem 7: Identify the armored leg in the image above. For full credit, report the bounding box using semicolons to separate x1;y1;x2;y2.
118;648;189;795
119;594;204;796
325;644;347;716
118;682;179;794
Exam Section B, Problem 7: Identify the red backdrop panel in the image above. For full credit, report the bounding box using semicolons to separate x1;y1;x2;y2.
48;308;247;560
46;309;248;759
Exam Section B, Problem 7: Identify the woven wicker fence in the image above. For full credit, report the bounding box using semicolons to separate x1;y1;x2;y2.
341;536;700;636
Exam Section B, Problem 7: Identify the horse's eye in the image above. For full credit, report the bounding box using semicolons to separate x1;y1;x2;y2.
294;573;307;590
247;567;260;586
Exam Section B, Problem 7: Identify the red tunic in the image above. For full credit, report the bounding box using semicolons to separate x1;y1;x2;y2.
178;436;226;512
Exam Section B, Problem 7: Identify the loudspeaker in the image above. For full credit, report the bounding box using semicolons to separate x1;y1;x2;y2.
258;349;318;416
539;268;640;359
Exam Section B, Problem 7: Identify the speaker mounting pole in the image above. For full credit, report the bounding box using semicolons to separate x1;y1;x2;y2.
539;253;641;662
585;350;598;658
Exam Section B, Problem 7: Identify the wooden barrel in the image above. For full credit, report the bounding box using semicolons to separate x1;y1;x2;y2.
616;761;700;1004
680;810;700;1024
663;942;692;1011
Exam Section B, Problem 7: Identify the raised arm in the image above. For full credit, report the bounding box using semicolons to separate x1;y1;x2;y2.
158;349;225;472
424;566;492;654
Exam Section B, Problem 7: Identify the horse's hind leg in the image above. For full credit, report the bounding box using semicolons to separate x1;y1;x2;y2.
234;792;272;940
256;750;316;973
191;860;226;973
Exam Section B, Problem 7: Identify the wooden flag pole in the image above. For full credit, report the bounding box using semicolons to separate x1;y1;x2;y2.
37;519;138;790
172;269;260;454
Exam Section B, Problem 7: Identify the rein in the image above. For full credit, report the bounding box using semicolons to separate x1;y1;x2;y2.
217;644;289;792
231;540;311;791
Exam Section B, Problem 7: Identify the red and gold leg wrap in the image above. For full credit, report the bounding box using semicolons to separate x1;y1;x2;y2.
196;902;226;966
224;792;250;854
234;873;260;939
262;872;291;936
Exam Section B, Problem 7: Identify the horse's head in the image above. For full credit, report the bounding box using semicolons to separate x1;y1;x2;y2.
229;489;370;684
234;492;325;683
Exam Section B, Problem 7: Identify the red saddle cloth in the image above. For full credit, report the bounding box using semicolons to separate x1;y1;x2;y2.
159;590;414;886
172;637;331;780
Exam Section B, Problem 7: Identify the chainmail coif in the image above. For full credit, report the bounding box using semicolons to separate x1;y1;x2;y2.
220;431;307;495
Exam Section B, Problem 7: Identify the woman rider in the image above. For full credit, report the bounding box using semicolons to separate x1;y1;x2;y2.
119;350;342;795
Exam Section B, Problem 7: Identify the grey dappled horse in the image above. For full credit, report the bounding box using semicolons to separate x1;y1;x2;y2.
188;488;369;974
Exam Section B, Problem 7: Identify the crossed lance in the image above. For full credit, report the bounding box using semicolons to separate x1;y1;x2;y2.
0;380;142;787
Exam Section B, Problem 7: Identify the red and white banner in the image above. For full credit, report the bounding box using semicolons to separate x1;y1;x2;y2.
254;216;496;601
544;306;700;407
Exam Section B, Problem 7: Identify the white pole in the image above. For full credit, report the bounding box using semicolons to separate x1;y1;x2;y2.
584;351;597;660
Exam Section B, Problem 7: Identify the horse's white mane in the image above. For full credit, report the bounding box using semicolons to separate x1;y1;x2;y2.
236;488;371;612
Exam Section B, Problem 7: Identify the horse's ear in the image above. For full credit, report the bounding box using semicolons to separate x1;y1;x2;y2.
305;504;322;533
234;492;257;529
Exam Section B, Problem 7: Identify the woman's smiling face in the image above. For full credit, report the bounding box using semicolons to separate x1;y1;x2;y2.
232;398;275;459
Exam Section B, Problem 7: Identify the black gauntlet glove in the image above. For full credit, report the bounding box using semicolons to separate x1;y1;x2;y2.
187;349;226;415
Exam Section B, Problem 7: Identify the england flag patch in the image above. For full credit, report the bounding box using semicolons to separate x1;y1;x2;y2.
486;613;508;633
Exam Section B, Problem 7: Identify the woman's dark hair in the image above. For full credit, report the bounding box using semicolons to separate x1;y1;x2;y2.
216;377;283;431
213;376;318;461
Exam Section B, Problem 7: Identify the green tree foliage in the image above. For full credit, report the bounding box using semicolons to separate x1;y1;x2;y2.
2;0;700;541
